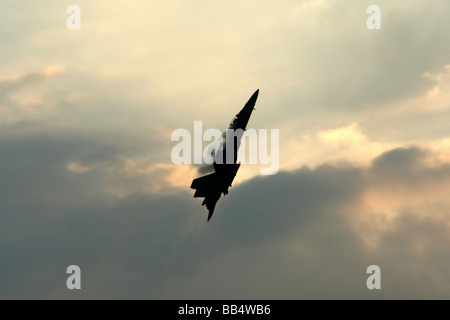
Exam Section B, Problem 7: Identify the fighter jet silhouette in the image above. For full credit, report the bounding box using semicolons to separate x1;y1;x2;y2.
190;89;259;221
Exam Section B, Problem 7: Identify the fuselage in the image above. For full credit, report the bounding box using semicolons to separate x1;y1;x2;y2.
213;89;259;194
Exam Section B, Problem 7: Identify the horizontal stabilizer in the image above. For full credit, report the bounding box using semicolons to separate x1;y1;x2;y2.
190;173;217;198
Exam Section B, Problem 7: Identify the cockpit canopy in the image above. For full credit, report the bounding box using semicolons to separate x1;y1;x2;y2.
229;113;239;127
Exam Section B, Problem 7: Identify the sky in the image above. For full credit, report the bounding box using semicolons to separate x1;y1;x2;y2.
1;0;450;299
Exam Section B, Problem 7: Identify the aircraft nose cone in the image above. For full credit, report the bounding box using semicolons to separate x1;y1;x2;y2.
247;89;259;105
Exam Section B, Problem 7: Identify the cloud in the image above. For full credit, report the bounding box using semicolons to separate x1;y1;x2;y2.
1;0;450;300
279;121;397;173
0;66;68;123
4;1;450;127
66;162;89;174
1;122;450;299
0;66;65;101
351;63;450;144
318;122;366;146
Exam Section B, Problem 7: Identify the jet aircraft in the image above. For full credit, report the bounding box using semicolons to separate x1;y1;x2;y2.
190;89;259;221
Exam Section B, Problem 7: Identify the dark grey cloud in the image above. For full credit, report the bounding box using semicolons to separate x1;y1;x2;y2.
1;125;449;299
370;147;450;190
0;122;165;206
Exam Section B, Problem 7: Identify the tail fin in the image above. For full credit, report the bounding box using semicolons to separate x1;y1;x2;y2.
190;173;217;198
